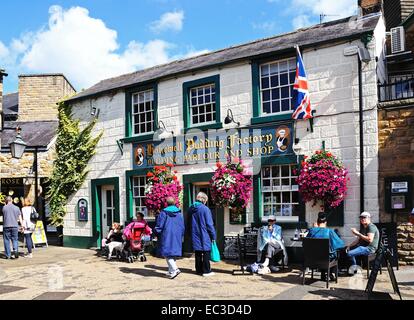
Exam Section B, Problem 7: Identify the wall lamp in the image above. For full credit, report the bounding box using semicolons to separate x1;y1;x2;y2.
224;109;240;126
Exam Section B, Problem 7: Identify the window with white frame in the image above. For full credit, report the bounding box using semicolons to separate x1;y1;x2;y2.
260;57;296;115
132;89;154;135
132;176;154;219
190;84;216;125
261;164;300;220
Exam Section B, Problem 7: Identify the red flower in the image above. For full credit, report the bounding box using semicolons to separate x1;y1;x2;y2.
153;177;159;182
147;172;154;177
167;163;174;168
326;152;332;157
216;162;222;168
173;176;178;181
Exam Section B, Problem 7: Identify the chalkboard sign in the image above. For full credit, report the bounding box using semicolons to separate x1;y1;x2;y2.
365;244;384;296
366;246;402;300
375;223;399;268
223;236;239;260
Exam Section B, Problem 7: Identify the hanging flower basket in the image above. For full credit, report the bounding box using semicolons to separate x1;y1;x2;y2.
0;192;5;205
296;150;349;209
144;164;183;213
210;158;253;209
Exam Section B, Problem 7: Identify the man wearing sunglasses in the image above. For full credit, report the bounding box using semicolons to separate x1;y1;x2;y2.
346;212;379;273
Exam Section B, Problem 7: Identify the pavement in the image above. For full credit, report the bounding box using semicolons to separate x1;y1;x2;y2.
0;238;413;300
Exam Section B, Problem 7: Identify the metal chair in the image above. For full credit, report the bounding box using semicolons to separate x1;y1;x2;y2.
302;238;338;289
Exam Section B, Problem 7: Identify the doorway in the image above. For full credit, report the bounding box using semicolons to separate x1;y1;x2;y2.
101;185;115;239
191;182;224;253
91;177;120;248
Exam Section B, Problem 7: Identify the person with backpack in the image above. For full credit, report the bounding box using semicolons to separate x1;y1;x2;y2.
21;198;38;258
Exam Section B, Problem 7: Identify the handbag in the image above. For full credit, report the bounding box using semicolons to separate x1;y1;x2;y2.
210;240;221;262
30;206;40;222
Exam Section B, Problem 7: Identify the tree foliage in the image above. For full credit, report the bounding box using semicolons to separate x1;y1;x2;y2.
46;101;103;227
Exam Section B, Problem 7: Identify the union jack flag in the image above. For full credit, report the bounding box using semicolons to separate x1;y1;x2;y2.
292;47;313;120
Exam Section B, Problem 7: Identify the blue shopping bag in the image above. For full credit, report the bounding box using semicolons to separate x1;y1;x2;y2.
210;240;221;262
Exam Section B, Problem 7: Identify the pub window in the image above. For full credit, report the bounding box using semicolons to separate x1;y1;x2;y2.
261;164;300;221
183;75;221;131
190;83;216;126
260;57;296;115
132;89;155;135
132;176;154;219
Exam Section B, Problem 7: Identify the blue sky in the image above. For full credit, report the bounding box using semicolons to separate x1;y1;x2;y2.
0;0;357;93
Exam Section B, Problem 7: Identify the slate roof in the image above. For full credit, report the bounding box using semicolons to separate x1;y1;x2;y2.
1;121;58;149
66;14;381;104
3;93;18;115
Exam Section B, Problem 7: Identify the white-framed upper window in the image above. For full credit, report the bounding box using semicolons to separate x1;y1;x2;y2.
190;84;216;126
260;57;296;115
261;164;300;221
132;176;154;219
132;89;154;135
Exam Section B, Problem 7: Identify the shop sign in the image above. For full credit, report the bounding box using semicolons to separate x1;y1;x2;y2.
77;199;88;222
133;123;294;169
1;178;24;186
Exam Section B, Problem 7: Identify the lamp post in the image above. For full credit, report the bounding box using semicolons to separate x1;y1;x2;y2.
9;127;40;211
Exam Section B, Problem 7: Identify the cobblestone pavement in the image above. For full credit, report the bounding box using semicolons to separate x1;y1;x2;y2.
0;242;412;300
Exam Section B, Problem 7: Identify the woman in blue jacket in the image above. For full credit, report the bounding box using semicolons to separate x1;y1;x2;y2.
154;197;185;279
188;192;216;277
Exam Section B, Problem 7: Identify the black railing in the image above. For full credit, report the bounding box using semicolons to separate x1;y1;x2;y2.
378;75;414;102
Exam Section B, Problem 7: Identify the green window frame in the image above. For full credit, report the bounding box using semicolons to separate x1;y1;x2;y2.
182;75;223;133
251;53;297;125
124;84;158;143
125;169;152;221
253;155;306;229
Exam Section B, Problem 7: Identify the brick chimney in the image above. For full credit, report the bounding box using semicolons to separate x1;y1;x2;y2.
0;69;8;118
358;0;382;16
18;74;76;121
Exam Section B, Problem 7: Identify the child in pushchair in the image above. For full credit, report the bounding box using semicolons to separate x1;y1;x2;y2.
122;212;152;263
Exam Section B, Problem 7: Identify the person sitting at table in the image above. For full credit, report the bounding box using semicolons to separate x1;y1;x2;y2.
346;211;379;274
257;215;287;273
307;212;345;281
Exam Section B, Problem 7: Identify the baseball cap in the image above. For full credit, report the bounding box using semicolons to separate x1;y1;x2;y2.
359;212;371;218
267;215;276;221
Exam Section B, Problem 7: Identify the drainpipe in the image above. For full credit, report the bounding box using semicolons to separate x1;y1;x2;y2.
358;57;365;213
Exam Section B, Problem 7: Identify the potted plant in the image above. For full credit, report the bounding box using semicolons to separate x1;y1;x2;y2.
296;150;349;211
210;157;253;217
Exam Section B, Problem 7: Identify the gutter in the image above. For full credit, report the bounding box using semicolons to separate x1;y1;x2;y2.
358;57;365;213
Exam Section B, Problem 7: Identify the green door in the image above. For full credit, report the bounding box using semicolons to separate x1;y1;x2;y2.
192;184;225;253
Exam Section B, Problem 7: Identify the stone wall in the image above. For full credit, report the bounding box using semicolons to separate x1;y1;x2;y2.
18;74;76;122
0;147;55;201
397;223;414;265
378;104;414;223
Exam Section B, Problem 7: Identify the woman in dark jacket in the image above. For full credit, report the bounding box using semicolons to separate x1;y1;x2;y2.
154;197;185;279
189;192;216;277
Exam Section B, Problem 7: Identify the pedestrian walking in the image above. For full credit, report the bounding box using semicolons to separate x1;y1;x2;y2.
2;196;24;259
188;192;216;277
21;198;37;258
154;197;185;279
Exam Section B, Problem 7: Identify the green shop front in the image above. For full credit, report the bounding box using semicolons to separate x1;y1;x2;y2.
124;120;319;255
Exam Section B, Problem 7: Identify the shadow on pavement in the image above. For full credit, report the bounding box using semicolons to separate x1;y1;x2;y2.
308;288;393;300
118;267;167;278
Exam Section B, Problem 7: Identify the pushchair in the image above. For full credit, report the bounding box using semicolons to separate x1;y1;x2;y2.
123;226;151;263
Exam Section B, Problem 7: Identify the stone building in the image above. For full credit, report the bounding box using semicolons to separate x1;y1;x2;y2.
61;7;385;255
377;0;414;265
0;73;76;232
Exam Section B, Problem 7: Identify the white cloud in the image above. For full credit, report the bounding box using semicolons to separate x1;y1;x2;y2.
292;15;312;29
0;41;9;59
149;10;184;33
0;6;205;91
252;21;277;33
290;0;357;28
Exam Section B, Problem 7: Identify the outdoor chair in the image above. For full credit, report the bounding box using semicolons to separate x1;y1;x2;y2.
302;238;338;289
